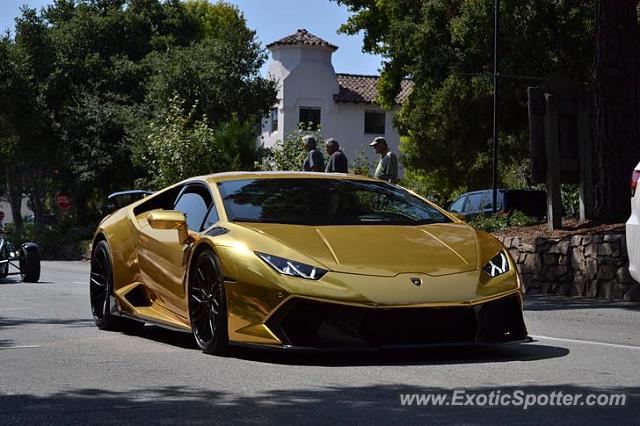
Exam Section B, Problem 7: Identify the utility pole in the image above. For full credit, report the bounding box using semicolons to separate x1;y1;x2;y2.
491;0;500;213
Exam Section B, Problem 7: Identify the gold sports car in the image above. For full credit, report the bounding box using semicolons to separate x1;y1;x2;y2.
90;172;529;354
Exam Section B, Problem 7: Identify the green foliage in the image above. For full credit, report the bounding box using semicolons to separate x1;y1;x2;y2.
138;97;260;189
144;25;274;128
184;0;250;41
0;0;276;235
561;184;580;217
398;168;442;202
468;211;538;233
259;124;324;172
350;150;371;176
336;0;595;201
5;218;94;260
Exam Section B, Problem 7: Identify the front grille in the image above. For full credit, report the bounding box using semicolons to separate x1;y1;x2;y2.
266;294;527;348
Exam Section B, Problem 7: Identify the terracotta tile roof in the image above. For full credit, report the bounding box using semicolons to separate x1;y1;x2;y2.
334;73;413;105
266;29;338;51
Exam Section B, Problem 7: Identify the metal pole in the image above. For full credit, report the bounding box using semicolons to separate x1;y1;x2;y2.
492;0;500;213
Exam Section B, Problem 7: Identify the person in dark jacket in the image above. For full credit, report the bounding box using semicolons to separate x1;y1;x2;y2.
302;135;325;172
324;138;349;173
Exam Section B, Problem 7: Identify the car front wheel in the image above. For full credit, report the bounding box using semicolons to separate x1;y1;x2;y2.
189;249;228;355
90;240;143;332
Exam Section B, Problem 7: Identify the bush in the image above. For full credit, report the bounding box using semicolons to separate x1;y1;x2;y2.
350;150;371;176
258;124;323;171
468;211;538;233
561;184;580;217
4;218;94;260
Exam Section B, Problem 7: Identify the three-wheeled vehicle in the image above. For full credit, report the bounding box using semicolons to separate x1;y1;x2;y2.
0;230;41;283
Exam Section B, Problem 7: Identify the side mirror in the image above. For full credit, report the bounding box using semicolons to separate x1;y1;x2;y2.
148;210;191;244
450;212;466;222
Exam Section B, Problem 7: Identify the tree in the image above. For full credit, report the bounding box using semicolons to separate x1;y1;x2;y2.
139;97;261;189
0;0;275;228
0;9;60;227
335;0;594;203
593;0;640;221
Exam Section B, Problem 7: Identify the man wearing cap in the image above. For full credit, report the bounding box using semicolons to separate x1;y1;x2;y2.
302;135;325;172
324;138;349;173
370;136;398;183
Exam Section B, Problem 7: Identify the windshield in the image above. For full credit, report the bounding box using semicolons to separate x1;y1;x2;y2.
218;178;451;226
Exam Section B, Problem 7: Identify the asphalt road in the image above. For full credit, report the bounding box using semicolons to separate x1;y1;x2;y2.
1;261;639;425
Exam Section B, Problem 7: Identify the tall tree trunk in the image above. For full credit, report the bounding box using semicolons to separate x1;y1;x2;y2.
593;0;640;221
5;165;23;232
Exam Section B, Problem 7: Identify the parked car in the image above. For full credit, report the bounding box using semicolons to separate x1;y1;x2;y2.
626;162;640;282
449;189;547;219
90;172;529;354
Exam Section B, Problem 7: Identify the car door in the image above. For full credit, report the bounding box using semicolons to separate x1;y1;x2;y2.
137;183;215;316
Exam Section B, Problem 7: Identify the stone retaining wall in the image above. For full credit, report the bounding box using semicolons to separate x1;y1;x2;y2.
495;234;640;301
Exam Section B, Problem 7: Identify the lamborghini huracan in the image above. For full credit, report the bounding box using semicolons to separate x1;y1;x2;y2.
90;172;529;354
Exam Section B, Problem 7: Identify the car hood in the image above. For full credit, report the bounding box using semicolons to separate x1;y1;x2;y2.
240;222;478;277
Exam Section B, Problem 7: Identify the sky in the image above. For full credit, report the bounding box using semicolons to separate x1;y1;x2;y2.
0;0;383;76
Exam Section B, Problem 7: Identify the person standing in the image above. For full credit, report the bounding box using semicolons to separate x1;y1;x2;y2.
302;135;325;172
370;136;398;183
324;138;349;173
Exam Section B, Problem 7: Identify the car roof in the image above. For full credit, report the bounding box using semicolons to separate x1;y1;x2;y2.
456;189;506;198
196;171;382;185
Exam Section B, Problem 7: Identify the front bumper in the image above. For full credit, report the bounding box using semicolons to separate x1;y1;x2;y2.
262;292;528;349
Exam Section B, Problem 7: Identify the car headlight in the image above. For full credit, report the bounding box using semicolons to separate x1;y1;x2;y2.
256;252;328;280
482;251;510;277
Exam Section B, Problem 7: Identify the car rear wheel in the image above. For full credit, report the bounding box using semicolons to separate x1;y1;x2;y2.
19;243;40;283
189;249;228;355
90;240;143;332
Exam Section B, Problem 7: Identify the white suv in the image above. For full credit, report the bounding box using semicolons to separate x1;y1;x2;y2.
626;161;640;282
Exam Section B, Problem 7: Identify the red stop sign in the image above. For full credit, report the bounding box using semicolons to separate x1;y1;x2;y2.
57;194;72;210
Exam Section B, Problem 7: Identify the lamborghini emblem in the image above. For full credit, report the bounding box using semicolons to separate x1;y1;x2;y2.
411;277;422;287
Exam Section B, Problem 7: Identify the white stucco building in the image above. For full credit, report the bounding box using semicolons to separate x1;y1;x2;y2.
260;29;412;173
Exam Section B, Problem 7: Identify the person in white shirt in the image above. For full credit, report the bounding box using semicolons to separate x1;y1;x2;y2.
370;137;398;183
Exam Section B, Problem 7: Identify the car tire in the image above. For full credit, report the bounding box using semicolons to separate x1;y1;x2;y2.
0;263;8;279
188;249;228;355
90;240;144;332
19;243;40;283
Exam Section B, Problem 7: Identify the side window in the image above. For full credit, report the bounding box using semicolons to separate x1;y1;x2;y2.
133;185;183;216
465;193;484;213
481;192;493;211
202;204;219;230
173;185;212;231
449;196;466;213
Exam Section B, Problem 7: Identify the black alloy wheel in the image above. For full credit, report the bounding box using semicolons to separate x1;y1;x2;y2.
189;249;228;354
90;240;143;332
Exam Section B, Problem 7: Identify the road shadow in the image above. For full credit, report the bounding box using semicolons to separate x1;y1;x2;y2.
0;316;95;330
131;326;568;366
228;342;569;367
135;325;199;350
0;277;21;285
525;294;640;312
0;384;636;424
